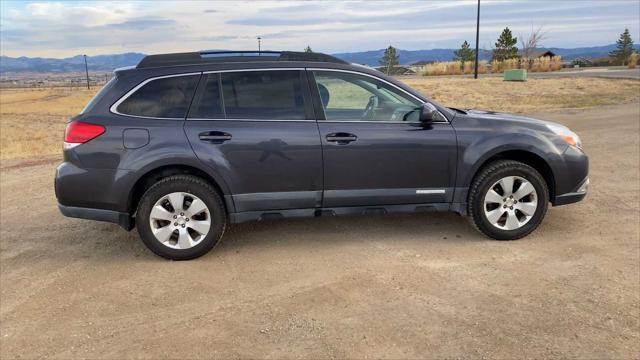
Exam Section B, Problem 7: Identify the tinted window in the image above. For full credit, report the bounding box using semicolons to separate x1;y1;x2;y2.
313;71;421;122
188;74;224;119
82;76;116;114
117;75;199;118
221;71;306;120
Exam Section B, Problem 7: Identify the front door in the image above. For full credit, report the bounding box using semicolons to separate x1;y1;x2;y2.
310;70;457;207
185;69;323;213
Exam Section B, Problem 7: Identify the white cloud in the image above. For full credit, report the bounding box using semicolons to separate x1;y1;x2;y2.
0;0;638;57
23;1;140;27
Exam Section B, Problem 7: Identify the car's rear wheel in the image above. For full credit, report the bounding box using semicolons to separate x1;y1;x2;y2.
136;175;226;260
468;160;549;240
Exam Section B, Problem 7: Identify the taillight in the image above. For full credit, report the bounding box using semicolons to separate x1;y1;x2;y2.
64;121;105;144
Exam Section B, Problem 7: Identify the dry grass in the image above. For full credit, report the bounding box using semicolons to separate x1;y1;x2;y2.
629;53;639;69
1;77;639;160
0;88;97;160
427;57;562;76
462;61;488;75
402;76;640;113
424;61;488;76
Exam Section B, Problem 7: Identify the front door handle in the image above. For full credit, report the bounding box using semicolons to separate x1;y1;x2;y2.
326;132;357;144
199;131;232;144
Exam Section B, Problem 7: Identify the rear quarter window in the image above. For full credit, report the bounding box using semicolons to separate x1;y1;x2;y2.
115;74;200;118
81;76;116;114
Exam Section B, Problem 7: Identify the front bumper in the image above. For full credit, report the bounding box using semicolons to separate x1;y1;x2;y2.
58;203;133;230
553;177;589;206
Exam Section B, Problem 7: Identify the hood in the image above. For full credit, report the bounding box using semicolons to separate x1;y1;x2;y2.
461;109;568;132
465;109;547;125
453;108;580;151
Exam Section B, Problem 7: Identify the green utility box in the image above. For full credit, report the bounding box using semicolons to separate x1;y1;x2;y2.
504;69;527;81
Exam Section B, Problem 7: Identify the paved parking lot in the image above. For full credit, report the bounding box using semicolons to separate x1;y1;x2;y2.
1;103;638;358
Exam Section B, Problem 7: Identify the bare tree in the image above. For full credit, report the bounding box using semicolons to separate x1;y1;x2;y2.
520;26;547;59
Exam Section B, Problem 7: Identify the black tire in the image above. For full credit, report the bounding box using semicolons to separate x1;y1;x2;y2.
136;175;226;260
467;160;549;240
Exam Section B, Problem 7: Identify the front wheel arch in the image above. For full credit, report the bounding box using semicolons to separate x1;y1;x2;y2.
467;159;549;240
467;149;555;202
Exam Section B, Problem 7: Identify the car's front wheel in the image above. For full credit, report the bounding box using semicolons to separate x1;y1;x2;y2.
136;175;226;260
468;160;549;240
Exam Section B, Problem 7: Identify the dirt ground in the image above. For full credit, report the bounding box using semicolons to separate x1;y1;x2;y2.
1;102;639;359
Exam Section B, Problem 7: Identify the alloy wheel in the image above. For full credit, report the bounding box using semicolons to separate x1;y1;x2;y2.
149;192;211;249
483;176;538;230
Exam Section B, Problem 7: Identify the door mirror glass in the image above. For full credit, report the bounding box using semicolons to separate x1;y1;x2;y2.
419;103;440;124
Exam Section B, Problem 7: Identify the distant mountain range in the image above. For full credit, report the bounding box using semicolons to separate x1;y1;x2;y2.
1;44;639;72
334;44;640;66
0;53;145;73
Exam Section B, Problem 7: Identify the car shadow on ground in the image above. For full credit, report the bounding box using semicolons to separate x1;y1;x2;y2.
61;212;484;261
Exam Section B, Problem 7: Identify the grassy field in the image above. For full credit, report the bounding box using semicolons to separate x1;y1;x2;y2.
1;77;639;161
0;88;96;160
403;76;640;113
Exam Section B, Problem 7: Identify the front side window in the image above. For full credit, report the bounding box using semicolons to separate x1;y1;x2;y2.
116;75;200;118
221;70;306;120
313;71;422;122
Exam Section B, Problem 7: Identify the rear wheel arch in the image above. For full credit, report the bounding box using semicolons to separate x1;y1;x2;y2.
468;149;556;201
136;174;227;260
128;164;230;218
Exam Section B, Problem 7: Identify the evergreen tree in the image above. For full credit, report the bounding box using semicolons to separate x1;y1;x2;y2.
379;46;400;75
453;40;475;63
304;45;313;53
609;28;634;65
492;27;518;61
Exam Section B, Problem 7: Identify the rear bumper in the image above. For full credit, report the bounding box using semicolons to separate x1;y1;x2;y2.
55;161;133;213
58;203;133;230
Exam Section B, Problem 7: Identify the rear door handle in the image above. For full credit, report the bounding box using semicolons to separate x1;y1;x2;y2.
326;132;357;144
199;131;232;143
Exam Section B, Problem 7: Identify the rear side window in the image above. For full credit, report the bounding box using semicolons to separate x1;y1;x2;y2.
188;74;224;119
221;70;306;120
116;74;200;118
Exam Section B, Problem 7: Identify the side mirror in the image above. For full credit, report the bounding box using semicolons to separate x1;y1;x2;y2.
419;103;439;124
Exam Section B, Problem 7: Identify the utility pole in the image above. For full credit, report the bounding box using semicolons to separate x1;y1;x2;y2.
474;0;480;79
83;54;90;90
257;37;262;54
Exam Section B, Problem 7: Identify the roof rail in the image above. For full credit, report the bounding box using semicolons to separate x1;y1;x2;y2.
136;50;348;68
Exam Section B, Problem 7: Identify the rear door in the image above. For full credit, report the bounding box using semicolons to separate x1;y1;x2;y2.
184;69;323;213
310;69;457;207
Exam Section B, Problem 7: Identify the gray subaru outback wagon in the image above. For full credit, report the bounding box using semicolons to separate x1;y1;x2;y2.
56;51;588;260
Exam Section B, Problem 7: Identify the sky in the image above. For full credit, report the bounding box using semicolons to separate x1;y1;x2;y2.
1;0;639;58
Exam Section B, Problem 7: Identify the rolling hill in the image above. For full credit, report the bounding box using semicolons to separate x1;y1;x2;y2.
334;44;640;66
0;53;145;73
1;44;639;72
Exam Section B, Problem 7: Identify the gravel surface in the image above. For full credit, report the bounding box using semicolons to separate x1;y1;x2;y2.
1;103;638;359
